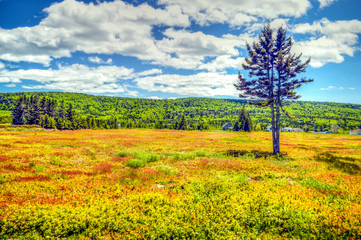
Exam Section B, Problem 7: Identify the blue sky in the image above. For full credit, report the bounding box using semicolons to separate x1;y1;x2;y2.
0;0;360;103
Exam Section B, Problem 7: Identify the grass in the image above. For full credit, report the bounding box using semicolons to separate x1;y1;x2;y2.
0;128;360;239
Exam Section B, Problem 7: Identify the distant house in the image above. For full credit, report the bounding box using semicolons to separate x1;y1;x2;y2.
221;122;233;131
281;127;293;132
268;126;304;133
292;128;304;133
350;129;361;135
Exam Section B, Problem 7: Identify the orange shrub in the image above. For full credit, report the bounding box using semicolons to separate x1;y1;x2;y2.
93;162;115;174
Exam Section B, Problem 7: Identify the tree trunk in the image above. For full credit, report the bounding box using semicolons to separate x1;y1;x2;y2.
271;103;278;155
275;99;281;155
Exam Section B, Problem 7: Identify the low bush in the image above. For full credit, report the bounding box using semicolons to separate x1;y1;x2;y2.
126;158;147;169
157;165;178;176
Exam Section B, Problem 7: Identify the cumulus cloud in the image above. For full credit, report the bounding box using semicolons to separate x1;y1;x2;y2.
0;64;162;94
198;56;245;72
0;0;189;65
148;96;163;100
318;0;337;8
155;28;252;69
292;18;361;67
88;56;112;64
134;72;238;97
158;0;310;26
0;0;257;71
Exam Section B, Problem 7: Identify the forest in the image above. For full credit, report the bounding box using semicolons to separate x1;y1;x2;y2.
0;92;360;132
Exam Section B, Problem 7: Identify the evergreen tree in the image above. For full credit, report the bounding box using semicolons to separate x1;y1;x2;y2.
66;103;74;122
238;107;252;132
47;99;57;118
39;97;47;116
56;117;65;129
27;95;41;125
58;101;66;120
235;24;312;154
178;115;187;130
233;121;240;131
12;95;26;125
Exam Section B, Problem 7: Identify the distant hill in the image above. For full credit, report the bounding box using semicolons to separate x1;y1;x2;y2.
0;92;360;131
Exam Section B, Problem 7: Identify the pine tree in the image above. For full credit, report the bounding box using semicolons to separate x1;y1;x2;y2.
233;121;240;131
235;24;312;154
27;95;41;125
12;95;26;125
47;99;57;118
56;117;65;129
66;103;74;122
39;97;47;116
59;101;66;120
178;115;187;130
237;107;252;132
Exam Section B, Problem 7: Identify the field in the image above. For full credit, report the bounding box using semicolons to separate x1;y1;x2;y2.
0;129;360;239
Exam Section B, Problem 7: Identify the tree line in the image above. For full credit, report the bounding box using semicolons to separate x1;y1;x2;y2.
12;95;121;130
1;92;360;132
10;95;213;131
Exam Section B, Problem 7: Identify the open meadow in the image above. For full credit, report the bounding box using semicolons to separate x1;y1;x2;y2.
0;129;360;239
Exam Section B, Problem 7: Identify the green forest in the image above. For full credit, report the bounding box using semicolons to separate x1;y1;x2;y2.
0;92;360;132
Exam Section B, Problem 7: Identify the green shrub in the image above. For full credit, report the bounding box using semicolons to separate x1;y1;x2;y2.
301;178;338;191
34;165;45;173
126;159;147;169
116;151;130;157
134;152;160;163
234;174;249;186
172;150;209;161
157;165;178;176
50;157;62;166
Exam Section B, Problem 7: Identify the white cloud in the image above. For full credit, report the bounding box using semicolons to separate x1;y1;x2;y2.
270;18;289;29
0;0;189;65
125;90;139;96
88;56;113;64
158;0;310;26
320;86;355;90
148;96;163;100
134;72;238;97
318;0;337;8
292;18;361;67
5;83;16;88
155;28;252;69
137;68;163;76
0;64;161;94
198;56;245;72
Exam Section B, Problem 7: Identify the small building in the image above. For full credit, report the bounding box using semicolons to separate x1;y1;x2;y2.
350;129;361;135
267;125;272;132
267;125;304;133
221;122;233;131
281;127;293;132
292;128;304;133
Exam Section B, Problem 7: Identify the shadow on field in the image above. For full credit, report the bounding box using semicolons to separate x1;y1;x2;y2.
315;152;360;175
225;150;270;159
225;150;294;161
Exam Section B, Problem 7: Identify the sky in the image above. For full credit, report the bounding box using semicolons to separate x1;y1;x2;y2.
0;0;360;104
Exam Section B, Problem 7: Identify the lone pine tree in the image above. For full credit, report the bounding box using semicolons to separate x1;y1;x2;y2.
234;24;313;155
234;107;252;132
239;107;252;132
